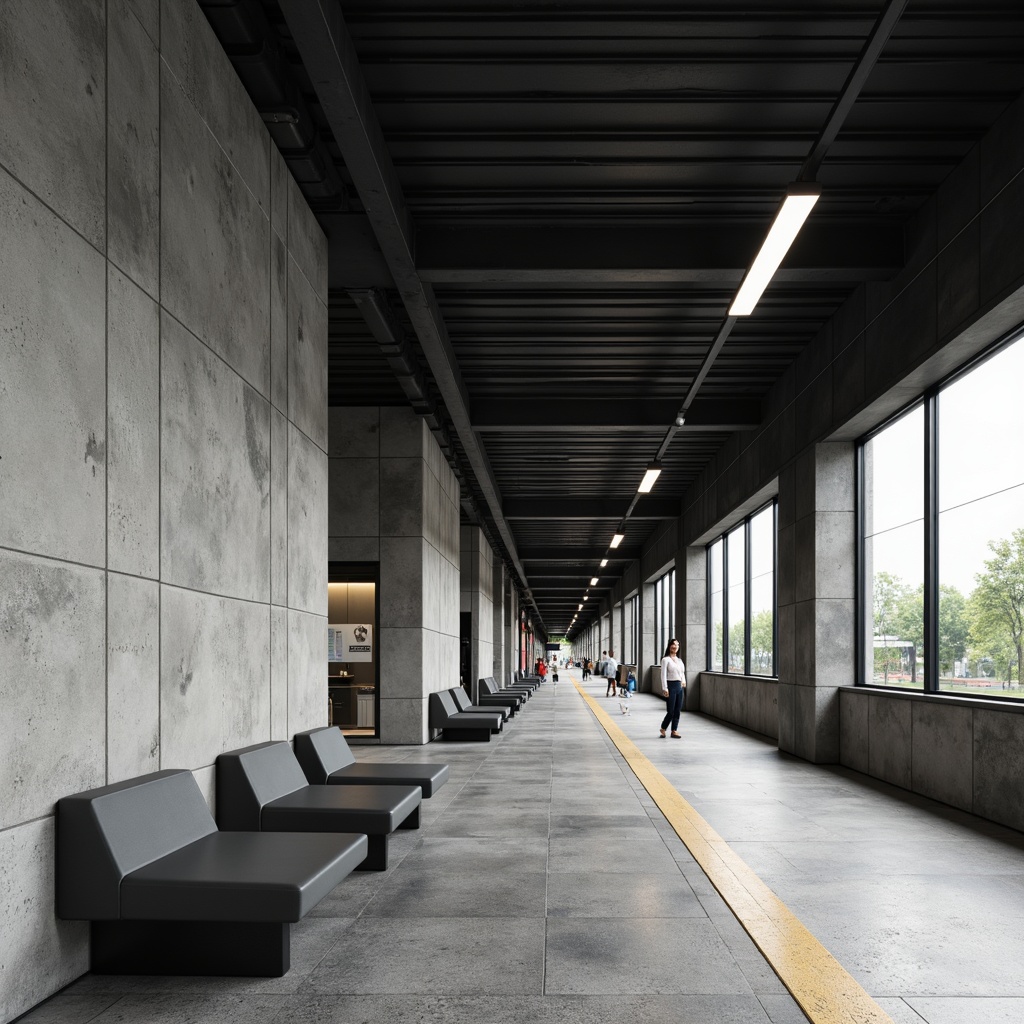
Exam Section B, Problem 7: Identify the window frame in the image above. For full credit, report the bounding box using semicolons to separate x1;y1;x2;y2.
856;323;1024;699
706;500;778;677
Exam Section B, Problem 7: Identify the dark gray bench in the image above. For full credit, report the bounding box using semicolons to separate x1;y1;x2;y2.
473;680;523;714
480;677;530;704
56;769;366;976
217;741;421;871
429;690;504;740
293;726;449;797
450;686;511;721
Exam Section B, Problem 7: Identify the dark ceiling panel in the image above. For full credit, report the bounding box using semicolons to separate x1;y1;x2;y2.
206;0;1024;638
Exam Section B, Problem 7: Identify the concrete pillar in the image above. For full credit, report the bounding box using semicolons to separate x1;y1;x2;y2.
682;546;707;708
460;525;495;699
491;554;506;686
777;442;855;762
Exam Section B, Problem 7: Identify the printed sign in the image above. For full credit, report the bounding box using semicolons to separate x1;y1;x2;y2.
328;624;373;663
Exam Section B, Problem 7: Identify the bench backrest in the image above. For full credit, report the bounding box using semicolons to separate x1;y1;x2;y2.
450;687;473;712
480;678;498;695
56;769;217;920
293;725;356;785
428;689;460;727
216;741;309;831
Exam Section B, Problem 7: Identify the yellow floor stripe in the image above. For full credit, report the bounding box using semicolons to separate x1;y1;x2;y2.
573;681;895;1024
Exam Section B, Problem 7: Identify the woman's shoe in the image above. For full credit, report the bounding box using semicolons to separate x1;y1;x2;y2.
671;732;682;739
659;729;667;738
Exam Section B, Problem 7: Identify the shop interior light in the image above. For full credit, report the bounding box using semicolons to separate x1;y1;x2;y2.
590;577;598;586
638;462;662;493
729;184;820;317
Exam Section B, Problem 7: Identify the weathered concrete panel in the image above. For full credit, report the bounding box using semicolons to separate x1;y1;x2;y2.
107;267;160;578
911;701;973;812
380;406;425;458
838;690;870;774
0;0;105;246
107;0;159;297
160;586;271;769
380;696;429;745
329;407;380;458
868;695;912;789
288;608;327;738
286;170;328;302
329;458;380;537
107;573;160;782
381;457;425;538
161;313;270;601
270;231;288;413
270;604;289;740
379;626;425;700
0;820;88;1024
160;0;269;209
288;255;328;451
270;405;289;607
973;708;1024;833
0;551;105;830
160;68;270;395
288;424;328;616
381;537;426;628
0;172;106;567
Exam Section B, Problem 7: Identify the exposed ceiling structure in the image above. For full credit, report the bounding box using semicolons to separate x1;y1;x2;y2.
201;0;1024;641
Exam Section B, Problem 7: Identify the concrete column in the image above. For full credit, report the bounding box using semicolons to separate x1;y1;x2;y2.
459;525;495;699
682;546;707;708
491;554;506;686
641;583;656;690
777;442;855;763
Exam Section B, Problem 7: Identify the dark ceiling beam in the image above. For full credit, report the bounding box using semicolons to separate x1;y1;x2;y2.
475;397;760;434
280;0;546;632
416;221;902;285
503;497;678;520
520;547;642;562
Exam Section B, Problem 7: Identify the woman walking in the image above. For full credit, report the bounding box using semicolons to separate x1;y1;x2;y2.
659;638;686;738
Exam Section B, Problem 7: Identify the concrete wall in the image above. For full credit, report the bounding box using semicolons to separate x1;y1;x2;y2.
700;674;779;739
460;525;496;694
840;688;1024;832
0;1;328;1019
327;407;461;742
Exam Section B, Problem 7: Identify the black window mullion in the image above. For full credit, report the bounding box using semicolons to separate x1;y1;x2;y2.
744;519;752;675
772;501;779;677
855;443;866;686
924;391;939;692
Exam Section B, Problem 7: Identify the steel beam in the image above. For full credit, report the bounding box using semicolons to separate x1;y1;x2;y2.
503;497;678;520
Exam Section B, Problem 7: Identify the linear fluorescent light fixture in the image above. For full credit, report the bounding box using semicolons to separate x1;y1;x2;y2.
578;604;583;611
728;184;821;317
590;577;599;586
610;533;624;549
638;462;662;494
600;558;608;567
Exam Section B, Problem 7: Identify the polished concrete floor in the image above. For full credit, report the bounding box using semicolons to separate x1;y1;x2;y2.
27;670;1024;1024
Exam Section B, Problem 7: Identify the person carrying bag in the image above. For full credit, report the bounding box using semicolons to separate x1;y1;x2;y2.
603;649;619;698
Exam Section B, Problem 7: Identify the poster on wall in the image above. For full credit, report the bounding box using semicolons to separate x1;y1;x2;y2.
328;624;374;662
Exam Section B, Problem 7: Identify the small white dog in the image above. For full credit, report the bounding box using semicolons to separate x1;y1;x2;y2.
618;691;632;715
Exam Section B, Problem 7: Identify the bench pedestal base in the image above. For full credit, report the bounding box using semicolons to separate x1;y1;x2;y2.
91;920;290;977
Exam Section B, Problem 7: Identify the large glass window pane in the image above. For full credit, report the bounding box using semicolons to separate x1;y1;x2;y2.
709;539;724;670
727;527;746;672
939;339;1024;697
749;505;775;675
862;407;924;688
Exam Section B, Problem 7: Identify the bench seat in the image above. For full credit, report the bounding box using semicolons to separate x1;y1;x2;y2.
218;741;421;871
57;769;365;976
293;726;450;797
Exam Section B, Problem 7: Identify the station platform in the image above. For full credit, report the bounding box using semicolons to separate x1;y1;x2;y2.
29;670;1024;1024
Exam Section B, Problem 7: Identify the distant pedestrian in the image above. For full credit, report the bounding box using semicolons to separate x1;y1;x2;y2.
603;650;619;698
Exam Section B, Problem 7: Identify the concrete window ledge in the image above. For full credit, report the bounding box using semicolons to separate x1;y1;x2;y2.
840;684;1024;715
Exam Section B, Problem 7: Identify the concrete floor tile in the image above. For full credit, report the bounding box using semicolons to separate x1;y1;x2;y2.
547;837;681;874
904;997;1024;1023
363;866;547;917
546;872;706;918
303;917;545;994
544;918;752;995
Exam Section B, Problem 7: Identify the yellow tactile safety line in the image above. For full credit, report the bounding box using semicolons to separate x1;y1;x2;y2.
573;680;895;1024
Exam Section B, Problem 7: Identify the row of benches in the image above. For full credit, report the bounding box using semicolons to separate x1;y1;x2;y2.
56;677;543;978
427;677;542;740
